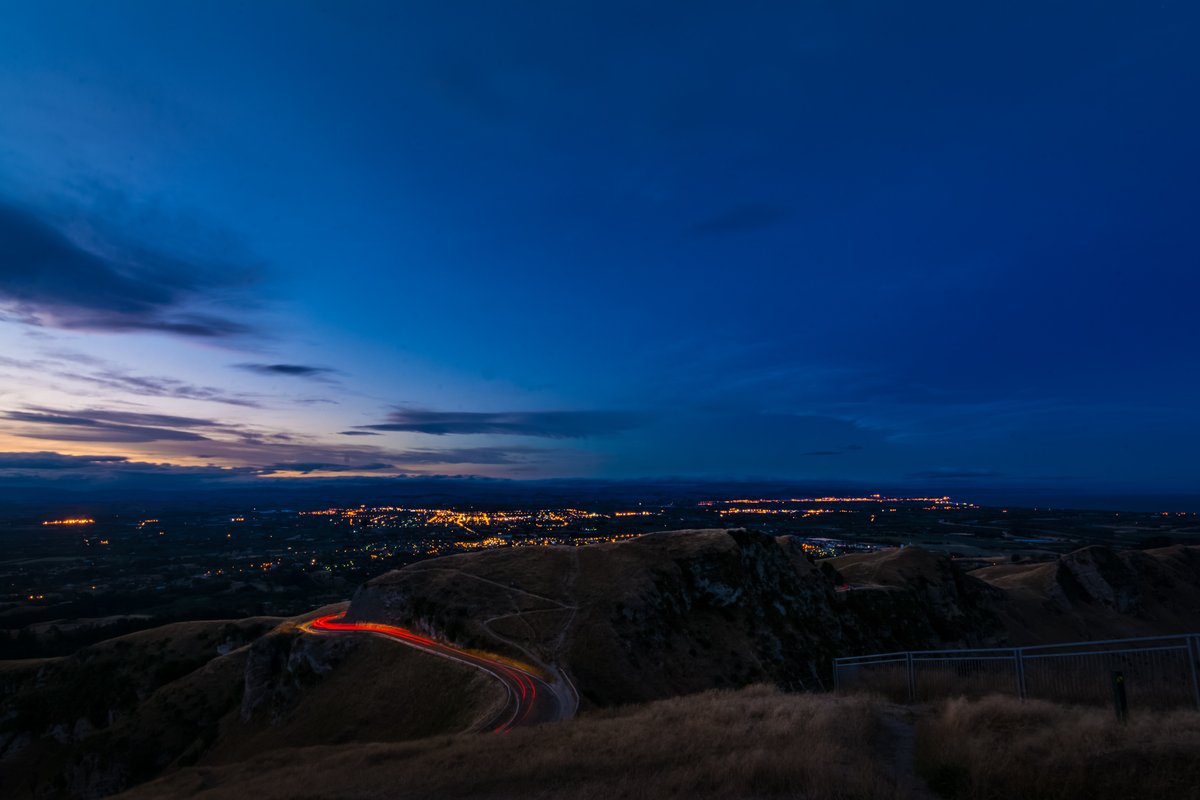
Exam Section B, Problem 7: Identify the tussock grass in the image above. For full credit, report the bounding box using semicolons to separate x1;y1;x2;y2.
121;686;905;800
915;694;1200;800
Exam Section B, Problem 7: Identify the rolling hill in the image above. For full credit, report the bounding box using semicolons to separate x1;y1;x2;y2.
3;529;1198;798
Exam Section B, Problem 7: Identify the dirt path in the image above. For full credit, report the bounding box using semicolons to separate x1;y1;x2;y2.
880;705;938;799
409;566;570;606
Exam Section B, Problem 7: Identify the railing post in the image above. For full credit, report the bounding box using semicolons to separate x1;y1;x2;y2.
1111;670;1128;722
831;634;1200;711
906;651;915;703
1189;636;1200;712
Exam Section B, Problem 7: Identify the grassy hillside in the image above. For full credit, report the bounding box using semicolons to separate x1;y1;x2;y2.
829;542;1200;647
346;529;1016;708
117;686;903;800
114;687;1200;800
348;528;855;706
0;608;505;799
203;621;505;762
916;695;1200;799
5;530;1198;799
829;546;1007;648
970;544;1200;643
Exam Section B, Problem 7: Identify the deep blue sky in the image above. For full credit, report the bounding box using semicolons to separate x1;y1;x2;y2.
0;1;1197;495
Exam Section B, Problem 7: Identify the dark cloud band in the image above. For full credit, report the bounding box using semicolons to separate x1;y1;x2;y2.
3;409;212;443
359;408;648;438
235;363;337;380
0;201;256;338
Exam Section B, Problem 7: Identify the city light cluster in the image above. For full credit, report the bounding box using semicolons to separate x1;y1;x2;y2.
453;537;509;549
701;496;979;516
700;495;965;506
717;508;844;517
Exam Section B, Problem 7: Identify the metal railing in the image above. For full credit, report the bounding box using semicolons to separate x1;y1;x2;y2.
833;633;1200;711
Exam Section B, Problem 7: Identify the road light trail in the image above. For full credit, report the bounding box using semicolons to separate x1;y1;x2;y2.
303;613;571;732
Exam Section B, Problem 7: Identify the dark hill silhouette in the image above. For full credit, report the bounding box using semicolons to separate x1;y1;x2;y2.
4;530;1198;798
971;544;1200;643
345;530;1012;706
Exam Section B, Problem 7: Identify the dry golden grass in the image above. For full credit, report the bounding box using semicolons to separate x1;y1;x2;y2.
201;630;507;763
119;686;906;800
915;694;1200;800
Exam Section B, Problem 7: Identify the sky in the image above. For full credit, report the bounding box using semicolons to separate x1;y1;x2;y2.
0;1;1198;496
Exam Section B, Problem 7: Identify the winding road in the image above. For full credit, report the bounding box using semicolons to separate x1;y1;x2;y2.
303;613;574;732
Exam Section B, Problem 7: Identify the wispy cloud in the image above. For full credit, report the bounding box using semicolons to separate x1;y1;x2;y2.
0;200;257;338
50;409;222;429
235;363;337;381
360;408;648;438
259;461;394;475
3;408;212;443
66;368;263;407
0;445;558;491
3;349;263;407
388;447;540;465
0;402;555;473
0;451;131;470
0;438;546;479
0;451;264;486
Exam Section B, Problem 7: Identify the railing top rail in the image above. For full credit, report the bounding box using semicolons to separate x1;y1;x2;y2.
834;651;912;664
1017;633;1195;652
836;658;910;667
912;654;1022;662
904;648;1017;657
1024;643;1191;657
834;632;1200;666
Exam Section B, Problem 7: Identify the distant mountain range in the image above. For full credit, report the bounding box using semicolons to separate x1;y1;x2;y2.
0;473;1196;513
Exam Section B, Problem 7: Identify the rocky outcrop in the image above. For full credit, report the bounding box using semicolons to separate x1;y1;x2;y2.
351;534;1200;706
240;626;360;723
0;620;261;800
347;530;1007;707
0;608;502;800
973;544;1200;643
830;547;1009;650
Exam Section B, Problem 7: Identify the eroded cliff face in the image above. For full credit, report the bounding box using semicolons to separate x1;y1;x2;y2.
346;530;1008;707
0;618;274;800
350;534;1200;707
240;626;359;723
973;544;1200;643
1052;546;1142;613
0;610;506;800
830;547;1009;651
560;529;850;704
1050;545;1200;616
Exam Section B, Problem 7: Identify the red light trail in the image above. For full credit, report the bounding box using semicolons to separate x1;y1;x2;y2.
306;613;572;732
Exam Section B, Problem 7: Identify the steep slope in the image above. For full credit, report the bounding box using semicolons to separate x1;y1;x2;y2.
0;617;279;798
348;529;843;705
116;687;902;800
9;530;1193;799
829;547;1009;649
0;608;504;799
346;530;1007;706
971;544;1200;643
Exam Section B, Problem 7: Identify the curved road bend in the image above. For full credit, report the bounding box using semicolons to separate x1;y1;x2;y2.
304;613;574;732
